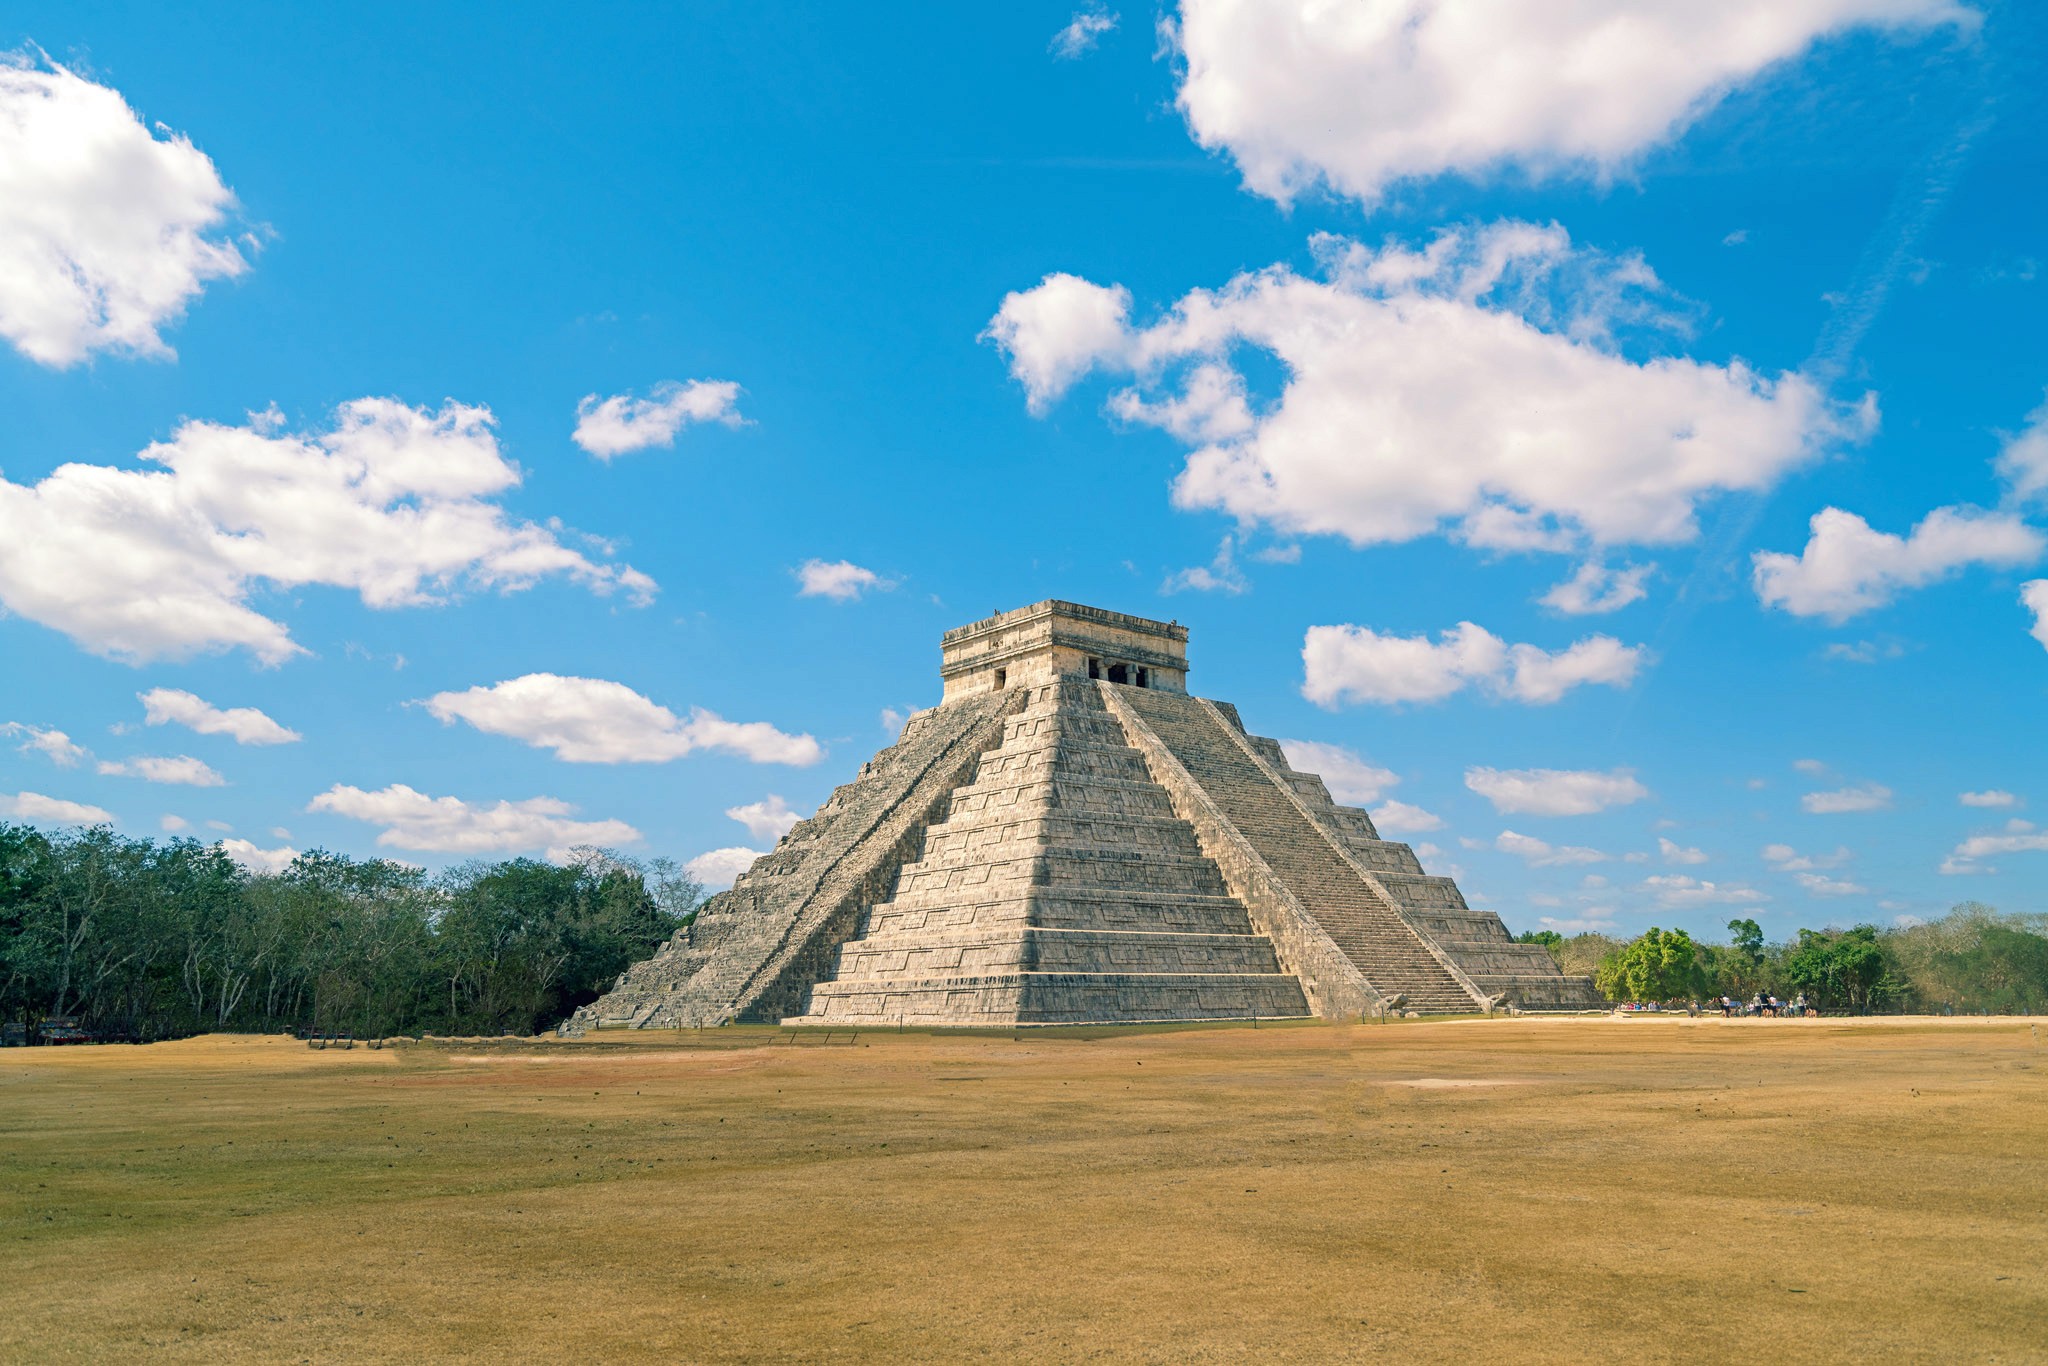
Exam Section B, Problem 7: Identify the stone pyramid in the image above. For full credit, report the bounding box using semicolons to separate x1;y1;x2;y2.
571;602;1599;1031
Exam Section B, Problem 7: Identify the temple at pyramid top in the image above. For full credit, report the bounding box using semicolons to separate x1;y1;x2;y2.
940;600;1188;700
572;601;1601;1031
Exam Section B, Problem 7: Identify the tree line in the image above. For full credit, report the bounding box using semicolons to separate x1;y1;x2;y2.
1520;904;2048;1013
0;822;702;1040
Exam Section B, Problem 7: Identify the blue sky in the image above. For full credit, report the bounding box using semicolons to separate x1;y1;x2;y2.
1;2;2044;940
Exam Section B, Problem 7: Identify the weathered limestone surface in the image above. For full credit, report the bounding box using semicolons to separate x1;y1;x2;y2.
569;688;1024;1029
580;600;1600;1031
795;677;1310;1025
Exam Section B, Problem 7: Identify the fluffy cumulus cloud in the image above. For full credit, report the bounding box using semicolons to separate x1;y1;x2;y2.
0;399;654;665
1540;562;1652;615
2;721;88;767
1161;535;1248;596
421;674;823;766
1959;790;2018;808
795;559;891;601
570;380;744;460
1753;506;2043;621
0;790;113;825
991;225;1868;556
982;273;1133;414
1643;874;1768;909
139;688;299;745
1994;391;2048;505
96;754;225;786
220;838;297;873
0;53;253;366
1371;800;1444;834
1277;739;1397;805
685;846;764;891
1495;830;1607;866
1051;7;1117;59
1465;766;1649;816
1167;0;1972;206
1302;620;1643;707
726;795;803;843
1658;837;1708;865
1801;781;1893;814
2024;580;2048;651
1763;843;1852;872
308;783;641;858
1794;871;1869;896
1941;819;2048;874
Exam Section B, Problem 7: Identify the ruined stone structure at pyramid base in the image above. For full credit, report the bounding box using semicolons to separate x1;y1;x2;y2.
572;601;1601;1032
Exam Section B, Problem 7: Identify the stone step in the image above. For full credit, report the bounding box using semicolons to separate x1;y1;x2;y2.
1115;688;1480;1012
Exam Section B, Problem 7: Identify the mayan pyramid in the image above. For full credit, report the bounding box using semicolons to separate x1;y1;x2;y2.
572;601;1600;1030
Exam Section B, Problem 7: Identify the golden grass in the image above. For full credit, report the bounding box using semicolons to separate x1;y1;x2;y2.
3;1018;2044;1363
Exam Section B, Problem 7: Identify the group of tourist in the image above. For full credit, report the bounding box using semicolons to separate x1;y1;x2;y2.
1712;993;1812;1018
1615;995;1816;1017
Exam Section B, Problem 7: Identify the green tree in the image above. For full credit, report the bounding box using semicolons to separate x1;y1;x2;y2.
1784;926;1901;1014
1595;927;1702;1003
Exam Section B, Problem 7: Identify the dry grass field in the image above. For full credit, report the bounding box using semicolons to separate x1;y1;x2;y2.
2;1017;2044;1363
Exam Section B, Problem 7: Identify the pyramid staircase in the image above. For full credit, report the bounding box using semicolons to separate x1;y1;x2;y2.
791;679;1311;1025
573;599;1601;1032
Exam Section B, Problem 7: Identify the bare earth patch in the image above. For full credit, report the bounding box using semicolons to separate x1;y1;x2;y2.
2;1018;2043;1362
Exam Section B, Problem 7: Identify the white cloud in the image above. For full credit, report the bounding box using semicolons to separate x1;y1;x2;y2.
1167;0;1971;207
726;795;803;843
1;721;88;767
685;846;765;891
1643;874;1768;909
1794;871;1868;897
160;814;189;832
1536;915;1618;935
0;54;253;367
983;272;1132;413
1496;830;1607;866
421;674;823;766
1302;620;1644;707
1658;837;1708;865
1822;639;1906;663
795;559;891;602
139;688;299;745
0;790;113;825
1539;562;1651;615
1959;790;2018;808
0;399;654;665
1465;766;1649;817
220;838;297;874
1763;843;1851;872
1995;391;2048;505
992;225;1869;556
1801;782;1893;814
1933;823;2048;876
571;380;744;460
1162;535;1248;595
1941;819;2048;874
308;783;641;858
1051;7;1117;59
1371;800;1443;834
1792;758;1829;776
1278;740;1397;805
1753;506;2043;621
96;754;225;787
880;706;909;738
2024;580;2048;651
